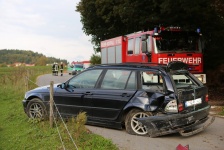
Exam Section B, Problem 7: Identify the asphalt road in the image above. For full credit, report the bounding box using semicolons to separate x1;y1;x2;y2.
37;73;224;150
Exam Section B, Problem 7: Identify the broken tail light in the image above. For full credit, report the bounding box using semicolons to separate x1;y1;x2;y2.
165;100;178;113
178;103;184;112
205;94;209;102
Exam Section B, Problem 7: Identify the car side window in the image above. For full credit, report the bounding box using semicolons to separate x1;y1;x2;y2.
101;69;131;89
126;71;136;89
68;69;103;88
141;71;164;92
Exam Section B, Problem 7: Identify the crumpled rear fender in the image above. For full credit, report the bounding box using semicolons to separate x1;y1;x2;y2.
137;105;215;137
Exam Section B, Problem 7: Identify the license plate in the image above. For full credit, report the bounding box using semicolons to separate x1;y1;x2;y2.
185;98;202;107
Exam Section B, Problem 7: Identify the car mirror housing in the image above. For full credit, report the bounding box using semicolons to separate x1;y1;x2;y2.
57;83;66;89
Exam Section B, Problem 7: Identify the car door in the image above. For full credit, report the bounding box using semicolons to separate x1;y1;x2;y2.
141;70;166;111
90;69;137;121
53;69;103;117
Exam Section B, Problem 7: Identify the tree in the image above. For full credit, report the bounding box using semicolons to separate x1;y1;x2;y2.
0;49;67;65
76;0;157;52
76;0;222;48
212;0;224;22
76;0;224;69
90;54;101;65
36;56;47;66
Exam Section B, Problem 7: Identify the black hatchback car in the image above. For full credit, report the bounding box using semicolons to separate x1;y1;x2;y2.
22;61;214;137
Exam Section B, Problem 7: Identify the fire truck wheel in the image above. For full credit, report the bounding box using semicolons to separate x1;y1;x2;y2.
125;109;152;136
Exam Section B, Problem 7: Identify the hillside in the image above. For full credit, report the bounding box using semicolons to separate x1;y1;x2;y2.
0;49;67;66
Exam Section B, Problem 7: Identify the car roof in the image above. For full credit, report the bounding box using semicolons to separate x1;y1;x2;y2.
88;63;167;72
88;61;191;73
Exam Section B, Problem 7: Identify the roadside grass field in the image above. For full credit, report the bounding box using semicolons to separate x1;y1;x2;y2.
0;66;118;150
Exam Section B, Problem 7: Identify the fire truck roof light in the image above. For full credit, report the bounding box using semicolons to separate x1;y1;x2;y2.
197;28;201;33
170;27;181;31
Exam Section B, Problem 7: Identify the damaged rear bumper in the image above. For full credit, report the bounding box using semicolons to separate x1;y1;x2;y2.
138;105;215;137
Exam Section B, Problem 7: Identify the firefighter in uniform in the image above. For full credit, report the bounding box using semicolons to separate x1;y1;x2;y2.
52;62;56;75
60;62;64;76
55;63;59;76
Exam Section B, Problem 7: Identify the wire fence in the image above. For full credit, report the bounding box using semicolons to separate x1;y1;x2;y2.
53;101;79;150
25;76;40;87
26;77;79;150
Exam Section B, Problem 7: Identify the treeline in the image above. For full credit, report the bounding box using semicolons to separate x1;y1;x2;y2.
0;49;67;66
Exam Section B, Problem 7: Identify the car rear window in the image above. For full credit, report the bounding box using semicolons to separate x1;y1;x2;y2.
171;72;199;89
141;71;164;92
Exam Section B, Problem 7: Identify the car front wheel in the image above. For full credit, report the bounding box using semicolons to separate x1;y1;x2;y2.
27;98;47;120
125;109;152;136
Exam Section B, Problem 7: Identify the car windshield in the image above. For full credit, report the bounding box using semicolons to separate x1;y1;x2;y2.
154;33;202;52
74;64;83;69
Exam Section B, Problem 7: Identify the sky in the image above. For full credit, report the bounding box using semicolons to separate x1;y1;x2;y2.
0;0;95;63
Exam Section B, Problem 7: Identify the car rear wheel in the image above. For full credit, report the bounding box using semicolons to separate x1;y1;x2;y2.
125;109;152;135
27;98;47;120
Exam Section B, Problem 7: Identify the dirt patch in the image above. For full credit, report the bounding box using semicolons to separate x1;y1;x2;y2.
209;106;224;116
207;87;224;116
208;86;224;106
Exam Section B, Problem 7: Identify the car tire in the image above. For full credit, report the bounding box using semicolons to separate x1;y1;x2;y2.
27;98;47;120
72;71;77;75
125;109;152;136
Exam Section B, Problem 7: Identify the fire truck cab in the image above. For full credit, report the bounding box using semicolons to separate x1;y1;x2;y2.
101;26;206;83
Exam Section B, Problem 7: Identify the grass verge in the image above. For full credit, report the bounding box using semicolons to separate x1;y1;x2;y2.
0;66;118;150
219;107;224;116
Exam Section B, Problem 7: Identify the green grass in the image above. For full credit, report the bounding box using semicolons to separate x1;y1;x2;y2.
219;107;224;116
0;66;118;150
0;67;12;76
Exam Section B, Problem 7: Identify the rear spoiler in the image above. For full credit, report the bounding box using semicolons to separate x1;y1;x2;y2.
167;61;188;72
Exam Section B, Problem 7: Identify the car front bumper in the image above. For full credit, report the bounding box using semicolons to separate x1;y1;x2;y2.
22;99;28;113
138;105;215;137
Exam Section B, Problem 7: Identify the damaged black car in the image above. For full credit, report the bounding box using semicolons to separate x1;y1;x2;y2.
22;61;214;137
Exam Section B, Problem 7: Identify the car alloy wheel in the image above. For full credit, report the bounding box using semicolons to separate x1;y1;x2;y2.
125;109;152;135
27;98;46;119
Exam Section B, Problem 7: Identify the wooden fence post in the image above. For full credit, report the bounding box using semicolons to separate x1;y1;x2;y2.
24;76;28;92
26;70;29;91
50;81;54;128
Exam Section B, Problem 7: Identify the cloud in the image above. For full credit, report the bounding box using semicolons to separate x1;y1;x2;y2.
0;0;94;63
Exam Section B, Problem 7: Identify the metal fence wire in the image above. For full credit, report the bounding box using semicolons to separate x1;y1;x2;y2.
26;77;79;150
53;101;79;150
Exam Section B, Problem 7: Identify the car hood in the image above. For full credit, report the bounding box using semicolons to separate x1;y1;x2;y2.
26;83;61;93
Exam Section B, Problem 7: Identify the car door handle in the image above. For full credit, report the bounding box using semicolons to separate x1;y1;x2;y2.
85;92;93;95
121;93;131;97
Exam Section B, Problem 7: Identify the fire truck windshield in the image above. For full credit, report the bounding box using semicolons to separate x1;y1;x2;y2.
153;32;202;53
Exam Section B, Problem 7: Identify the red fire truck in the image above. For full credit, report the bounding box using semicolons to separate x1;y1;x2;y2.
100;26;206;83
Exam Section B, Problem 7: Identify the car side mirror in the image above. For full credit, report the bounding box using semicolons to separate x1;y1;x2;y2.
142;41;147;53
141;34;149;41
128;50;133;54
57;83;66;89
